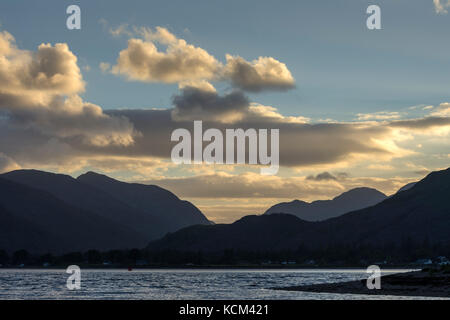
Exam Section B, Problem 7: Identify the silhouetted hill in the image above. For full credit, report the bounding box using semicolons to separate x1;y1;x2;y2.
147;214;310;252
264;187;387;221
148;168;450;253
317;167;450;247
2;170;163;241
147;213;318;252
77;171;210;231
396;182;417;194
1;170;210;253
0;177;143;253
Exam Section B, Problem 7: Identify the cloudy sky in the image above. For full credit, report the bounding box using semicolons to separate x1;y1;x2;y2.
1;0;450;223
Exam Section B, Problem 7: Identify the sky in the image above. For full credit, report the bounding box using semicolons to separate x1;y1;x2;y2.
0;0;449;222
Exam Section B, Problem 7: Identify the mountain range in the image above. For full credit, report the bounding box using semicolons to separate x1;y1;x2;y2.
147;168;450;252
1;167;448;256
264;187;387;221
0;170;210;253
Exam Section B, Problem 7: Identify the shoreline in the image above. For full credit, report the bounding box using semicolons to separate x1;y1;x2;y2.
273;268;450;298
0;265;419;271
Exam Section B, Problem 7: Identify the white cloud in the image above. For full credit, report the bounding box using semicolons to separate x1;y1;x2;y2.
99;62;111;73
108;26;295;92
223;54;295;92
0;30;137;147
0;153;21;173
178;80;217;93
356;111;402;121
430;102;450;117
434;0;450;14
109;23;133;37
111;28;221;83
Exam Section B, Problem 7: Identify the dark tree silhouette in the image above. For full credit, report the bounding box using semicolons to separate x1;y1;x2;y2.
12;249;29;265
0;250;9;265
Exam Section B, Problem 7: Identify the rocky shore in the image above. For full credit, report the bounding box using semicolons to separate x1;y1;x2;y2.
274;268;450;298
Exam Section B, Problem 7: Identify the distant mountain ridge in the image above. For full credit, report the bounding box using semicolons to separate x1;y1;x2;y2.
0;177;144;253
148;168;450;252
77;171;209;231
264;187;387;221
0;170;210;253
395;182;417;194
2;167;448;255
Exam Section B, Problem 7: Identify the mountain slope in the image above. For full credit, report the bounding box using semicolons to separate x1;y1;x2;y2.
0;169;210;253
264;187;387;221
147;214;311;252
77;171;210;232
0;177;144;253
2;170;164;241
314;168;450;246
396;182;417;194
0;204;64;254
148;168;450;252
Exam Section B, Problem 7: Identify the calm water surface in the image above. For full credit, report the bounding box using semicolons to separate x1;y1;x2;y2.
0;268;440;300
